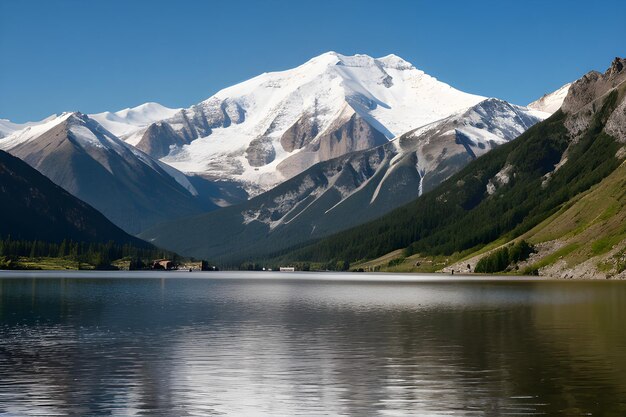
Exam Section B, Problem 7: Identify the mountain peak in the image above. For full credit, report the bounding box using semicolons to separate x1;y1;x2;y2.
89;102;180;138
377;54;415;70
562;57;626;114
121;50;484;194
304;52;415;72
606;57;626;77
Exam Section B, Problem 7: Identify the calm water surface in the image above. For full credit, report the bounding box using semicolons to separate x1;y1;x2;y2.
0;271;625;416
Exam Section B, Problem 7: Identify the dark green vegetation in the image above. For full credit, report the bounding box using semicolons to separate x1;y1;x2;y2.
272;88;623;267
0;150;150;246
139;99;541;266
0;149;182;270
3;114;223;234
0;236;172;270
474;240;534;274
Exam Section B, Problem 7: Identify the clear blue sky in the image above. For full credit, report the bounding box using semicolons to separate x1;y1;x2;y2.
1;0;625;122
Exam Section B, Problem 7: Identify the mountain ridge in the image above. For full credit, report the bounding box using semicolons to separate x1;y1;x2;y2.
116;52;487;195
0;149;151;246
265;57;626;275
0;112;218;234
139;98;544;263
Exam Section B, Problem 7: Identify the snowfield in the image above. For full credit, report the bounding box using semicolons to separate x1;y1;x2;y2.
1;51;563;201
90;102;181;139
123;52;488;194
528;82;571;114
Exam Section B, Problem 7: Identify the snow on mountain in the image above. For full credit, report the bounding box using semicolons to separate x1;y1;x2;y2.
0;112;192;192
126;52;486;195
140;98;547;262
0;112;215;233
0;119;26;138
90;102;181;138
0;113;74;146
528;82;571;114
0;114;58;139
1;112;136;158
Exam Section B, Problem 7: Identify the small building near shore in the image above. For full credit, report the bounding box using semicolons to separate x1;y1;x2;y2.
179;261;218;271
279;266;295;272
152;259;174;270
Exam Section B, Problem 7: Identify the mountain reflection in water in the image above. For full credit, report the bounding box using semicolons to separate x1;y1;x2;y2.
0;273;625;416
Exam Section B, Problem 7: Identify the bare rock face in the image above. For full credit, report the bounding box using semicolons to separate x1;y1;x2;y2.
178;107;213;141
606;94;626;143
138;98;543;263
561;71;604;114
562;57;626;138
246;136;276;167
222;99;246;124
562;58;626;114
136;122;189;159
276;109;388;179
280;113;319;152
316;112;388;161
160;97;246;144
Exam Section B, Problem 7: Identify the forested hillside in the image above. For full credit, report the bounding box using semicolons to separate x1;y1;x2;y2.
270;60;626;272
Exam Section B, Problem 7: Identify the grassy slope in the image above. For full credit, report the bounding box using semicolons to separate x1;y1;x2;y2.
521;159;626;278
353;160;626;277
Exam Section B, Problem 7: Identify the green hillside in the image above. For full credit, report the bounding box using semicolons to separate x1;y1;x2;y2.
466;158;626;278
270;70;626;276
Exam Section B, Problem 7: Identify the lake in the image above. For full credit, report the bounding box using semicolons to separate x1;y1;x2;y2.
0;271;625;416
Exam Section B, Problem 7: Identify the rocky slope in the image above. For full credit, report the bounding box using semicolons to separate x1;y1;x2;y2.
268;57;626;275
453;58;626;279
139;98;543;263
0;112;218;234
119;52;486;195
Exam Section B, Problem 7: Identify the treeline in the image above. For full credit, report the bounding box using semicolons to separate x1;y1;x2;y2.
0;235;172;269
474;240;534;273
271;92;622;266
238;260;350;271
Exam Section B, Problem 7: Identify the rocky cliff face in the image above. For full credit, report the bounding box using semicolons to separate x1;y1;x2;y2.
135;122;190;159
120;52;485;195
139;98;543;262
563;57;626;140
605;95;626;143
276;107;389;178
279;112;320;153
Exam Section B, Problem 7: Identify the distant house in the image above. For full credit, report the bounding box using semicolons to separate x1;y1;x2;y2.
152;259;174;270
179;261;217;271
179;261;203;271
279;266;295;272
178;261;219;272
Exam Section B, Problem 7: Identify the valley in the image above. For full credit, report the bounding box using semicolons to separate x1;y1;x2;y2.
1;53;624;278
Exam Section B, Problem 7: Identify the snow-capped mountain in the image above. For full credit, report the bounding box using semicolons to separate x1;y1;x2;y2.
0;114;58;139
0;112;218;233
125;52;486;195
1;51;552;240
528;82;571;114
90;102;181;138
140;98;545;262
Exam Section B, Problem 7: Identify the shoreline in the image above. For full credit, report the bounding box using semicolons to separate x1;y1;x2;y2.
1;269;624;282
